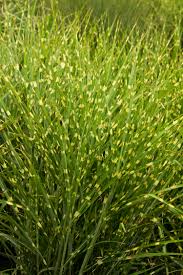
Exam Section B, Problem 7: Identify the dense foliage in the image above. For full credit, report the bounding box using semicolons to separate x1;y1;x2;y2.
0;1;183;274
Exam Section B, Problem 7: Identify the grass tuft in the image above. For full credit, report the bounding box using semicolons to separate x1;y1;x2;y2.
0;1;183;274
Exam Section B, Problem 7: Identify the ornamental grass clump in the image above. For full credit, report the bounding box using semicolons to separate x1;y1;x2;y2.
0;1;183;274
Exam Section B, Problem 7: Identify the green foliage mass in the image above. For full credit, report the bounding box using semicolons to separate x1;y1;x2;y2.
0;1;183;274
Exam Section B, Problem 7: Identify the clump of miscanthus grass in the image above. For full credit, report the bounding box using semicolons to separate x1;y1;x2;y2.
0;1;183;274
